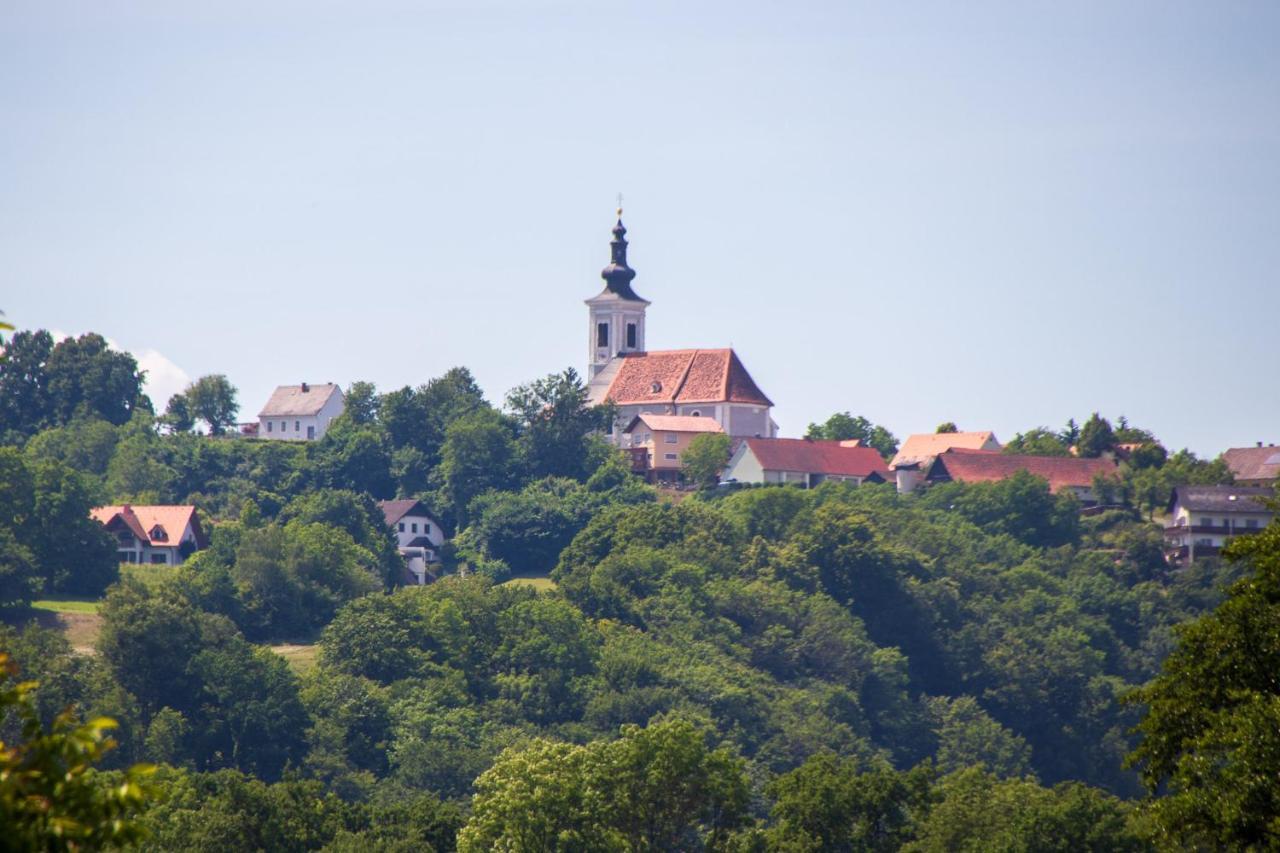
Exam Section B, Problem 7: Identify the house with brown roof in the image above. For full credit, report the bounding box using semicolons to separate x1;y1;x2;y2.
890;431;1002;493
1222;444;1280;487
582;212;777;443
1164;485;1274;564
258;382;344;441
378;499;445;585
923;448;1117;503
90;505;206;565
724;438;891;488
623;414;724;484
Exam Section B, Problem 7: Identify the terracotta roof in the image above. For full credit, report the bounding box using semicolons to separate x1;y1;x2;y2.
258;383;342;417
743;438;891;479
598;349;772;407
891;431;1000;468
1223;446;1280;482
378;499;441;527
624;414;725;434
928;449;1116;492
1169;485;1275;514
90;505;204;549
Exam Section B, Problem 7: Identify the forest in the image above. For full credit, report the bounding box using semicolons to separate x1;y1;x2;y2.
1;328;1278;851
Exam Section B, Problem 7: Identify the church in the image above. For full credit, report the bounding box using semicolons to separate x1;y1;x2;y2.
584;211;778;444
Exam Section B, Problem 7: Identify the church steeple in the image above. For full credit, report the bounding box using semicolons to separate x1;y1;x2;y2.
600;209;644;301
586;206;649;380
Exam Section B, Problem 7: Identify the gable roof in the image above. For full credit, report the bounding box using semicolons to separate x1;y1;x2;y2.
595;349;773;407
891;431;1000;468
624;414;725;434
378;499;441;527
1169;485;1275;515
1222;446;1280;482
928;448;1116;492
90;505;204;549
743;438;891;479
259;383;343;417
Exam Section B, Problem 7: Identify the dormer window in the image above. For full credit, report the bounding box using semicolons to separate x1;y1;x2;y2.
149;525;168;542
650;381;662;394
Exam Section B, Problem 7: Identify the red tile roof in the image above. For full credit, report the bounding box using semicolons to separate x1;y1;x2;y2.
743;438;891;479
891;431;1000;468
378;499;441;527
929;449;1117;492
1223;446;1280;482
600;349;772;407
90;505;205;548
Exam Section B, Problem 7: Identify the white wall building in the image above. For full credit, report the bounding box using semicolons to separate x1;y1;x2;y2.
379;499;445;585
258;383;345;441
90;505;206;566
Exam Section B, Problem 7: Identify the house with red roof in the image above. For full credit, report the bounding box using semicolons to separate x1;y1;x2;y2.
623;414;724;484
923;448;1118;503
724;438;891;488
90;504;206;565
1222;444;1280;487
582;212;777;444
378;499;445;585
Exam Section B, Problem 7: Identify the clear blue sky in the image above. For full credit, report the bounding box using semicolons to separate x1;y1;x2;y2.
3;2;1277;455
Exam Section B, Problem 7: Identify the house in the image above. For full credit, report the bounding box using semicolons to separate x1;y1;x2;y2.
379;499;445;585
922;448;1118;503
1222;444;1280;487
890;431;1002;493
258;383;344;441
1164;485;1274;564
623;414;724;484
90;504;206;565
582;212;778;443
724;437;892;488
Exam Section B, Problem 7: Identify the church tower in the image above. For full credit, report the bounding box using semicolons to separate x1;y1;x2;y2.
585;209;649;380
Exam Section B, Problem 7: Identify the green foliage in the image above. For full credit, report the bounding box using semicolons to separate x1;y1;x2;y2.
505;367;612;481
45;332;151;428
935;422;958;434
1002;427;1071;457
683;432;732;489
1077;413;1115;458
805;412;899;460
922;470;1080;548
1126;520;1280;849
182;374;240;435
435;409;520;526
458;716;751;852
0;652;154;851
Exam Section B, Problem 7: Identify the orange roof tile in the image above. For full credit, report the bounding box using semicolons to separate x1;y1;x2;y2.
928;449;1116;492
90;505;205;548
601;349;772;407
625;414;725;434
743;438;891;479
1223;445;1280;482
891;431;1000;468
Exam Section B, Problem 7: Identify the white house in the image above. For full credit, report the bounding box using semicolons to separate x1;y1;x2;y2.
379;499;445;585
258;383;345;441
1164;485;1274;564
724;438;892;488
90;504;206;565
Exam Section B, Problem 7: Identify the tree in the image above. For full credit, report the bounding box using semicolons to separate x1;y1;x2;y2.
164;392;195;433
311;423;396;500
1002;427;1070;457
506;367;611;481
44;332;149;427
436;409;519;526
805;412;899;460
343;380;380;425
1076;413;1115;458
185;374;239;435
1126;520;1280;849
0;653;154;850
683;432;732;489
0;329;54;440
28;458;119;596
935;422;958;434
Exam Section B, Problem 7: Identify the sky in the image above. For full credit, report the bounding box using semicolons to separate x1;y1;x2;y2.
2;1;1278;455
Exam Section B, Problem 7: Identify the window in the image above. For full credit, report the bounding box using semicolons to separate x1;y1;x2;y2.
1246;519;1259;529
280;421;286;432
626;323;637;348
689;410;701;417
664;434;678;444
150;553;168;564
267;421;273;433
295;420;300;431
664;453;678;461
643;433;652;444
398;522;405;532
1201;517;1214;527
597;322;609;347
307;426;315;439
411;523;418;533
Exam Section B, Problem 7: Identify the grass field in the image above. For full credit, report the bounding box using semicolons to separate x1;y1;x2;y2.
121;562;175;589
270;644;319;675
30;597;100;614
501;575;557;592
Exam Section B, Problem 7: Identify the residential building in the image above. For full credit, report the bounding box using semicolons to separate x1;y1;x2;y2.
582;212;778;443
724;437;891;488
1164;485;1274;564
379;499;445;585
623;414;724;484
890;431;1002;493
90;504;206;565
258;383;344;441
922;448;1117;503
1222;444;1280;487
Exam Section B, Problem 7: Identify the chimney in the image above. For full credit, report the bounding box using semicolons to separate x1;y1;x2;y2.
1259;441;1264;448
301;382;310;393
